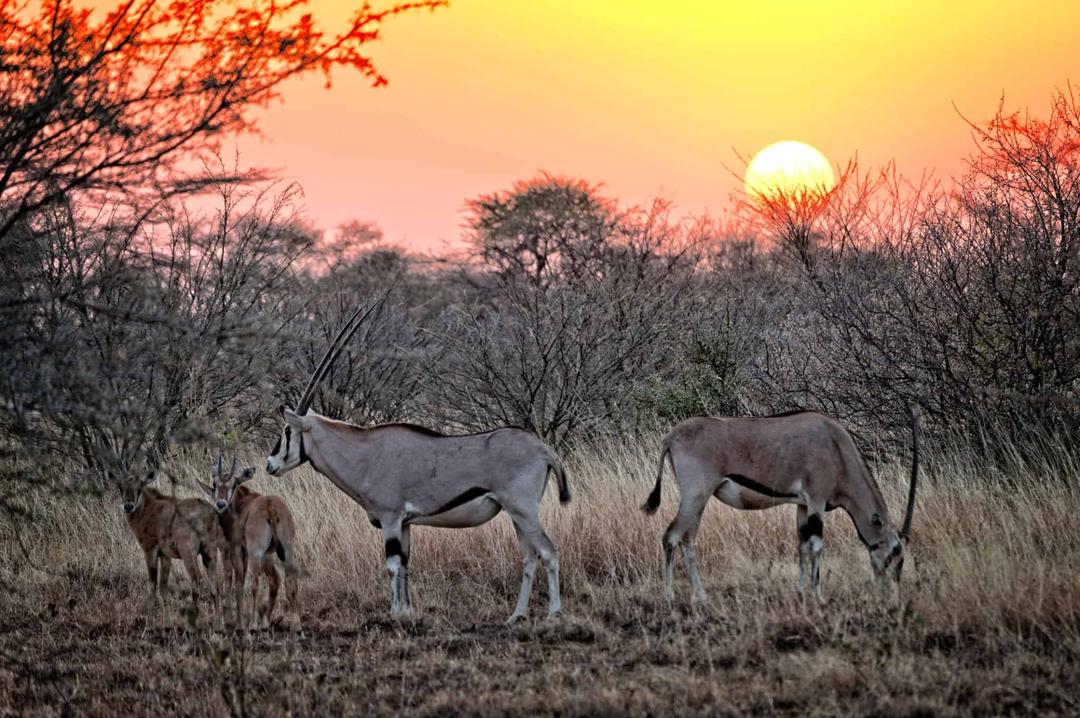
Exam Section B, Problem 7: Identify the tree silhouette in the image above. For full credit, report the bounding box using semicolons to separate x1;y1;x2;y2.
0;0;444;241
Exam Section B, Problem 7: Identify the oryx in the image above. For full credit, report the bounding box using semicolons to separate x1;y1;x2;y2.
202;455;302;632
642;410;919;600
265;304;571;622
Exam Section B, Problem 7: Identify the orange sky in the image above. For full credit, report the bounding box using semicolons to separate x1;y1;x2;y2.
224;2;1079;248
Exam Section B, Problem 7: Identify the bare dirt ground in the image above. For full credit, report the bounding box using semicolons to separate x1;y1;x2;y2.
2;561;1078;716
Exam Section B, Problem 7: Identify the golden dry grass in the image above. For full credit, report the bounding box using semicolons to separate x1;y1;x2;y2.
2;434;1080;716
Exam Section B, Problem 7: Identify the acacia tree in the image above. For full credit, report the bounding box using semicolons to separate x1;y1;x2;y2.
0;0;444;501
749;88;1080;441
0;0;444;239
439;190;704;447
465;174;622;288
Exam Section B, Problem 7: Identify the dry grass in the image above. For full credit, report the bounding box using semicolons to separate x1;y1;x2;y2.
2;434;1080;716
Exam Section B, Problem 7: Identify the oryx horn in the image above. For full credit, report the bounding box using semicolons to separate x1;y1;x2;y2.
294;300;382;414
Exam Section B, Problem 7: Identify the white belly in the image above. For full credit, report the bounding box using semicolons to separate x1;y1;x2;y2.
408;495;502;528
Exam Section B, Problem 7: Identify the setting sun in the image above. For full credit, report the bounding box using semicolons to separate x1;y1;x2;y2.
744;140;836;204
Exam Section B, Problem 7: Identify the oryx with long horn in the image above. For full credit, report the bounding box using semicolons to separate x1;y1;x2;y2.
265;302;571;622
643;409;919;600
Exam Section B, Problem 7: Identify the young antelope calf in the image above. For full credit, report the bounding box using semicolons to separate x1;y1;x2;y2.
203;456;301;632
113;469;226;625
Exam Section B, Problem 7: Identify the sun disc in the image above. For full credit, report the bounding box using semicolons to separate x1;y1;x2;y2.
744;141;835;203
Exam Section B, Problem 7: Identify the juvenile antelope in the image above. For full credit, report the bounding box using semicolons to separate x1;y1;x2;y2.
643;410;919;600
202;456;301;631
112;469;226;624
265;304;571;623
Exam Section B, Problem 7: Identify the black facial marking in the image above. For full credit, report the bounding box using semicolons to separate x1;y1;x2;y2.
428;487;490;517
369;516;382;529
799;514;824;543
298;431;309;465
385;537;402;559
724;473;799;499
270;434;282;456
284;425;291;455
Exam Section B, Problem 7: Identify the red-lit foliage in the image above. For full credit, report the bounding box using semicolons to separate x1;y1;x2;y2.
0;0;444;237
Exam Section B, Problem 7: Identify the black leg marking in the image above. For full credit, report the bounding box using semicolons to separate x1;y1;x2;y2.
385;537;402;559
298;432;309;465
799;514;824;543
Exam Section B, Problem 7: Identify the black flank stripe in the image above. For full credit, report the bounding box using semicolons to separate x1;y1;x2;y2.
427;487;490;517
725;473;799;499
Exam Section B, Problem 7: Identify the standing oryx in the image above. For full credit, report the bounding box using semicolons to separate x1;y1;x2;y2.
112;467;227;625
202;456;301;632
265;304;571;623
643;410;919;600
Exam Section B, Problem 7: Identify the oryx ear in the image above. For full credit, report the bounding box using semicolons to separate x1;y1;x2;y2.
283;409;310;432
238;467;256;483
196;479;214;495
142;471;158;485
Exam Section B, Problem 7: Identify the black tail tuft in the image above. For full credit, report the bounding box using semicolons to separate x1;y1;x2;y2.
642;481;662;514
642;445;669;514
274;542;286;562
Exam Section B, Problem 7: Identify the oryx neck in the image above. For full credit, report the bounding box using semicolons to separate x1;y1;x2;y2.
302;416;376;502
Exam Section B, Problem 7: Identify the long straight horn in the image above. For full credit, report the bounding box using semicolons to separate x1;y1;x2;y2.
900;406;920;539
229;456;238;481
216;453;223;481
294;297;385;414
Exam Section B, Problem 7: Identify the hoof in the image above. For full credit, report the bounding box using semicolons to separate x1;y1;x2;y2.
545;610;562;621
506;613;526;626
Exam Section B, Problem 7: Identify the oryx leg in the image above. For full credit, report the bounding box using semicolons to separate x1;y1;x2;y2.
230;545;246;629
504;502;560;620
680;521;708;603
662;490;708;601
158;556;173;602
507;522;539;624
796;505;825;600
244;549;265;631
280;541;302;631
399;526;412;612
199;545;222;627
178;544;205;622
381;519;410;616
261;561;280;629
143;552;163;620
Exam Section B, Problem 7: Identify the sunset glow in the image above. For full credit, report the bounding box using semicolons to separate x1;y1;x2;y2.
79;0;1080;248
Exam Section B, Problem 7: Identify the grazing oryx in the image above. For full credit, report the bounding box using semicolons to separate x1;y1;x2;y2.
265;304;571;623
201;456;301;632
643;410;919;600
112;468;227;624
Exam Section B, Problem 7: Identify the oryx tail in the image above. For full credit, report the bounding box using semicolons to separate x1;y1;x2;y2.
547;450;572;504
642;441;671;514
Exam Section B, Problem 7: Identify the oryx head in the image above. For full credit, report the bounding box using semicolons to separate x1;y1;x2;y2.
868;409;921;583
266;300;382;477
111;468;157;514
201;454;256;513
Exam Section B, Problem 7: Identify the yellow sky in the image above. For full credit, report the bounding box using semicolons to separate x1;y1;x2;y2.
237;1;1079;248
